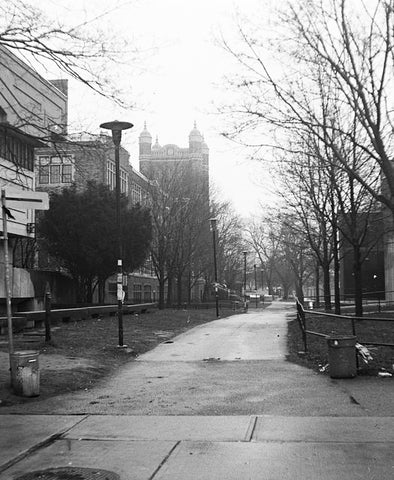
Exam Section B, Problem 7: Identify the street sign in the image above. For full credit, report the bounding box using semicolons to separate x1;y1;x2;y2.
4;188;49;210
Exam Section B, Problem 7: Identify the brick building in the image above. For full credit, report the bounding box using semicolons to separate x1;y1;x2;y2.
35;133;157;305
0;45;68;311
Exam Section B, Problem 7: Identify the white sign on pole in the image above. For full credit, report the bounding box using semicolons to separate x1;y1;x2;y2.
4;188;49;210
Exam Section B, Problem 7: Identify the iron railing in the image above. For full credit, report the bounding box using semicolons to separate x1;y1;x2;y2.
295;298;394;353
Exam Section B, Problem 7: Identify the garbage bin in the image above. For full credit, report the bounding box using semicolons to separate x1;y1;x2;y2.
327;335;357;379
10;350;40;397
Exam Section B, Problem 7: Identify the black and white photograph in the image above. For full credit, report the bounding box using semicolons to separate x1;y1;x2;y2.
1;0;394;478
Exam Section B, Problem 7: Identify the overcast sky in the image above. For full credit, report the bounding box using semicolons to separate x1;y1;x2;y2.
38;0;277;217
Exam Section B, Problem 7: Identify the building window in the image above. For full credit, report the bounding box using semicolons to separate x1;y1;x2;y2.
131;181;143;204
62;164;73;182
144;284;152;302
37;155;74;184
107;160;128;194
133;284;142;303
0;133;35;171
120;169;128;194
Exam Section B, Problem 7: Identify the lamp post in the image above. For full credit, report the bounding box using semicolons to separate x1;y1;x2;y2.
99;120;133;347
243;251;248;303
254;264;258;308
210;218;219;317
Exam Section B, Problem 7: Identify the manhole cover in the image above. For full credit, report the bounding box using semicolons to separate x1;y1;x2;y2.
16;467;120;480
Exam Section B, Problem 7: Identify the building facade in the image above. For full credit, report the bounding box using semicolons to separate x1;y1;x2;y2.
139;122;209;198
0;45;68;310
35;133;157;305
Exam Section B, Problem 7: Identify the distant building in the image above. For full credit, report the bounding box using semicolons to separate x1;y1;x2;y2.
138;122;210;304
139;121;209;201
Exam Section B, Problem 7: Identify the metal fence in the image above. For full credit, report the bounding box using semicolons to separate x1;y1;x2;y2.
295;298;394;353
304;290;394;313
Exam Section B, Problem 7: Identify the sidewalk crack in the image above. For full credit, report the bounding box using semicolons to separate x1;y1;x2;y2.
149;441;180;480
244;416;258;442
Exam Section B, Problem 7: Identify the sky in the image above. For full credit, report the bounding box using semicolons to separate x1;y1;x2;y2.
36;0;278;217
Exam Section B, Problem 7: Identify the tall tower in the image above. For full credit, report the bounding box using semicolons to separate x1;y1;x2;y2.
139;121;152;158
138;122;209;196
189;121;203;153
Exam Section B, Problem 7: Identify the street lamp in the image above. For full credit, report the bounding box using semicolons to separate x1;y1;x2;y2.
243;251;248;304
99;120;133;347
210;218;219;317
254;264;258;308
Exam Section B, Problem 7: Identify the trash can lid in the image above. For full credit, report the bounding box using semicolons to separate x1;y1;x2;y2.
11;350;39;356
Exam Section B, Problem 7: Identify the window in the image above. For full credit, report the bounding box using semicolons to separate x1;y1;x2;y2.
62;164;73;183
132;182;143;204
120;169;128;194
144;285;152;302
0;133;35;171
39;165;49;184
107;160;128;194
51;164;61;183
37;155;74;184
107;160;116;190
133;284;142;303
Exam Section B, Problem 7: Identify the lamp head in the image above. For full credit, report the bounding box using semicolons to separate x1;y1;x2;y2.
100;120;133;146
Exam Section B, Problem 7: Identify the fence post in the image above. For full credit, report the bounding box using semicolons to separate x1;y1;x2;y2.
296;299;308;353
44;283;51;343
301;306;307;353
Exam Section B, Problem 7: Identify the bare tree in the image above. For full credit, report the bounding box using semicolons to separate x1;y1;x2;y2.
220;0;394;213
0;0;140;107
210;198;246;296
218;0;394;306
147;164;211;308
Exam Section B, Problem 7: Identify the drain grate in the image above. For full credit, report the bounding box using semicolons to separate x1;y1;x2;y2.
16;467;120;480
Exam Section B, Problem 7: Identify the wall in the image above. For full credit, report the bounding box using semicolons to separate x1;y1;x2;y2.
0;45;67;137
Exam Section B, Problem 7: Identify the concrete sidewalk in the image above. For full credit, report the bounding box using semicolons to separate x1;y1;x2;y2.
2;414;394;479
1;303;394;478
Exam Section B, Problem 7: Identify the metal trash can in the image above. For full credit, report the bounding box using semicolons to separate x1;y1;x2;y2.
10;350;40;397
327;335;357;379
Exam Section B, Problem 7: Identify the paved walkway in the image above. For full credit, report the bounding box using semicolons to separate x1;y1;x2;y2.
1;302;394;479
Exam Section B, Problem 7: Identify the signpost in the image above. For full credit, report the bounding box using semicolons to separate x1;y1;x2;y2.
1;189;49;359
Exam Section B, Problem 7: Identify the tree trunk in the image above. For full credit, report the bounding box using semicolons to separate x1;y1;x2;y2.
315;262;320;308
353;246;363;317
158;277;166;310
176;274;183;305
86;277;93;304
167;275;173;307
295;279;304;304
322;262;331;311
98;278;105;304
332;224;341;314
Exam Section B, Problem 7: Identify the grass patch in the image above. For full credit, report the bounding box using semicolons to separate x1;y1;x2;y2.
0;306;239;406
287;311;394;375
